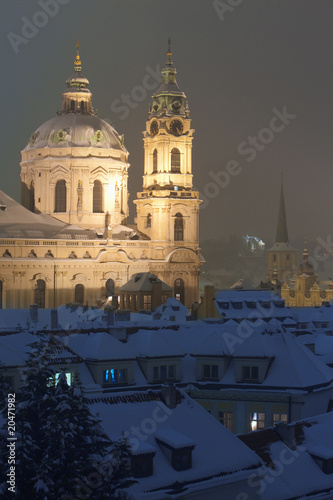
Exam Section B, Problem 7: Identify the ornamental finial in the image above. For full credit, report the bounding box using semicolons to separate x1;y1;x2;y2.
166;37;173;65
74;40;81;72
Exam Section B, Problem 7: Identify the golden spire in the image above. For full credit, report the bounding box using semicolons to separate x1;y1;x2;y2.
166;37;173;65
74;40;81;72
167;37;172;56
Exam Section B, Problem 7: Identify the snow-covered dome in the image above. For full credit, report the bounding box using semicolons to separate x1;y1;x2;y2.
24;114;126;152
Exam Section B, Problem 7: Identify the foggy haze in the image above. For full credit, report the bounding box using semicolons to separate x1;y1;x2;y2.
2;0;332;245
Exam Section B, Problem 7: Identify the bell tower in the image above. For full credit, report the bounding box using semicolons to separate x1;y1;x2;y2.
134;41;202;306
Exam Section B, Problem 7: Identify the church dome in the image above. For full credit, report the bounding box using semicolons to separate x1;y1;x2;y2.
24;114;126;152
298;260;315;275
297;244;315;275
24;42;127;154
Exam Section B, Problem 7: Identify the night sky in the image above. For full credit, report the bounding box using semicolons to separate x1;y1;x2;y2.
2;0;333;244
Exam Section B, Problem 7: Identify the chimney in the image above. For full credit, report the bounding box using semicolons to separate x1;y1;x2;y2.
151;280;162;309
51;309;58;330
204;285;215;318
106;308;114;326
275;422;296;448
30;304;38;323
161;383;177;409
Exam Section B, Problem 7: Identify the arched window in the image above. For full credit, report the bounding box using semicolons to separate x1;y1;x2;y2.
35;279;45;309
55;180;66;212
174;278;185;305
71;100;75;111
153;149;158;173
0;281;3;309
146;213;151;229
75;284;84;305
171;148;181;173
105;279;115;298
174;213;184;241
80;100;84;111
93;180;103;213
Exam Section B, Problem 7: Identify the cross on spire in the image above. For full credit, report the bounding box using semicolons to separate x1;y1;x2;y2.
74;40;82;72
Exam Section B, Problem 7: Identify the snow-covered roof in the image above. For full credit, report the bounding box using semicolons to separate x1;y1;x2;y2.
127;330;186;358
214;290;291;320
0;190;97;240
153;297;189;321
58;332;136;361
239;412;333;500
0;332;82;367
88;389;262;497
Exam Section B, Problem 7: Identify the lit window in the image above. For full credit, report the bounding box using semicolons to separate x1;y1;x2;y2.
103;368;127;384
272;413;288;425
48;372;72;387
250;412;265;431
218;411;233;432
55;372;72;386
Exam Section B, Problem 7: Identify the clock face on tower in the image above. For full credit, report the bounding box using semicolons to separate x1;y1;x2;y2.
170;119;183;136
150;120;159;136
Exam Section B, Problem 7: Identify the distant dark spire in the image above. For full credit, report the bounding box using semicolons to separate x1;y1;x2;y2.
275;175;289;244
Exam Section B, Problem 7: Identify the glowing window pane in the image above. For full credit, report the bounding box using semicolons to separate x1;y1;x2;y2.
111;368;117;383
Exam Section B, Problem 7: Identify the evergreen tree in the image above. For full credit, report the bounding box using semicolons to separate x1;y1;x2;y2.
0;334;134;499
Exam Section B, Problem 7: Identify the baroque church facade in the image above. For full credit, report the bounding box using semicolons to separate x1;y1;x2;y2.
0;44;203;309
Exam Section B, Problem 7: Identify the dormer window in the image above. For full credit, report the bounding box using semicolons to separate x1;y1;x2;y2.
245;301;257;309
153;364;175;382
155;429;196;471
242;365;259;382
231;301;242;309
103;368;127;385
308;447;333;474
131;450;156;478
203;364;218;380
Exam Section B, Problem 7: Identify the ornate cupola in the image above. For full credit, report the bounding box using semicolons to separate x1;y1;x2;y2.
60;41;94;115
149;39;187;120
